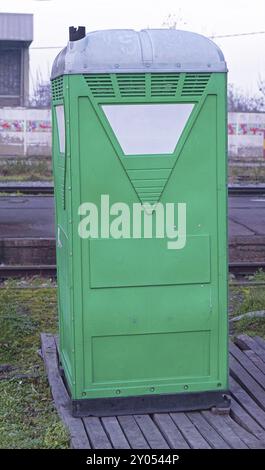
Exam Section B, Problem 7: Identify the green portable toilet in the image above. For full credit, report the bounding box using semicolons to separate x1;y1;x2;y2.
51;27;230;416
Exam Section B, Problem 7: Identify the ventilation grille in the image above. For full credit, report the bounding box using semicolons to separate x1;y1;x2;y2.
181;74;211;96
127;169;172;205
52;76;64;101
117;74;146;97
151;74;180;97
84;73;211;99
84;74;115;98
133;180;167;204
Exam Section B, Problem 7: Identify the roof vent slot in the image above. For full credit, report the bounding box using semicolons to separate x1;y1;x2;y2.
181;73;211;96
52;76;64;101
116;74;146;97
84;74;115;98
151;74;180;97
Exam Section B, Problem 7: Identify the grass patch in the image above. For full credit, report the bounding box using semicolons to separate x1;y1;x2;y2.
1;275;263;447
0;175;52;182
229;164;265;184
230;280;265;338
0;282;69;449
232;285;265;317
250;269;265;282
233;316;265;338
0;158;52;182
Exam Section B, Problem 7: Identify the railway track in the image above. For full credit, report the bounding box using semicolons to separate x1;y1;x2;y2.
0;184;54;195
0;262;264;278
229;262;265;276
0;265;57;278
0;185;265;196
228;186;265;196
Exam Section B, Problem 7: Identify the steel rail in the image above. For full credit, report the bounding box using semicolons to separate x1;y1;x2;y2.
0;262;264;278
1;185;265;196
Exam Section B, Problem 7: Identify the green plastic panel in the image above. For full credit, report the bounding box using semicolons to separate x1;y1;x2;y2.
51;72;228;401
89;236;210;288
91;331;210;383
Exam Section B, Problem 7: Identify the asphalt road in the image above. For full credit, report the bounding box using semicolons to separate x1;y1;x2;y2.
0;195;264;239
229;195;265;236
0;196;55;238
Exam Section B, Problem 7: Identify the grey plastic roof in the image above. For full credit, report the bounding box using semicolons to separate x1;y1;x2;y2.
0;13;33;43
51;28;227;79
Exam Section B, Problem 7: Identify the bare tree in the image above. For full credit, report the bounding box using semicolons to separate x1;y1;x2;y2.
30;68;51;108
258;76;265;100
162;11;187;29
228;84;265;112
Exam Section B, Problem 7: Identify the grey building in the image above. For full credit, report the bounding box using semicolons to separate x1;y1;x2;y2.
0;13;33;106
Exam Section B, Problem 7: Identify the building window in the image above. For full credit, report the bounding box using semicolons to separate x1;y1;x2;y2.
0;49;21;97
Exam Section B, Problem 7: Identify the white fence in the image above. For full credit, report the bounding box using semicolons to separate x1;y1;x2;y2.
0;108;51;157
228;112;265;158
0;108;265;158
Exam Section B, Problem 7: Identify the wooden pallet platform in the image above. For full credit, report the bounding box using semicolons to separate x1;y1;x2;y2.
41;333;265;449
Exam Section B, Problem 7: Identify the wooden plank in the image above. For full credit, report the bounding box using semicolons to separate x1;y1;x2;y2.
42;332;265;450
83;417;112;449
170;413;211;449
202;410;247;449
41;333;91;449
230;354;265;410
230;397;265;441
230;376;265;430
230;341;265;390
233;336;250;351
101;417;130;449
187;412;230;449
117;415;150;449
153;414;189;449
41;334;69;405
222;415;265;449
244;349;265;375
236;335;265;363
254;336;265;350
134;415;169;449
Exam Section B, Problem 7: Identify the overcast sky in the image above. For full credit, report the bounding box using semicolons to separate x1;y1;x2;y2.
1;0;265;95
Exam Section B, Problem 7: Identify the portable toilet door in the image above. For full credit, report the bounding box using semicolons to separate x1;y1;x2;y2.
51;28;230;416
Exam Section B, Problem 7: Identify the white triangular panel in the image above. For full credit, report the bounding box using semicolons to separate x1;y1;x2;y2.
102;103;194;155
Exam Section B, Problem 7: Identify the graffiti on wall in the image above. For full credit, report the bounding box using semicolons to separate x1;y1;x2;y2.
0;119;51;132
228;123;265;136
0;110;52;156
228;113;265;157
0;119;24;132
1;109;265;158
27;120;51;132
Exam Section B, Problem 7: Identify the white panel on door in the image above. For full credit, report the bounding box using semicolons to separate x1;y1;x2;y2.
102;103;194;155
55;105;66;154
